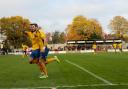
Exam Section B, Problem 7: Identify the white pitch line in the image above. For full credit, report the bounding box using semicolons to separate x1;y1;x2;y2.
4;83;128;89
65;60;113;85
18;83;128;89
55;83;128;88
56;84;121;88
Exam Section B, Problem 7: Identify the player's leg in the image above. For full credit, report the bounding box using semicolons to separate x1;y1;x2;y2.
29;58;48;78
41;55;58;64
93;49;96;54
22;51;25;58
29;50;36;64
119;48;122;53
115;48;116;53
37;59;48;78
36;50;48;78
24;50;26;55
29;49;48;78
45;56;60;64
38;57;49;78
25;50;28;56
37;60;48;78
121;48;123;52
40;47;60;64
34;49;48;78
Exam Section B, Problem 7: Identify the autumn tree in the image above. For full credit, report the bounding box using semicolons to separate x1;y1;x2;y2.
109;16;128;39
0;16;31;48
89;19;103;39
66;15;103;40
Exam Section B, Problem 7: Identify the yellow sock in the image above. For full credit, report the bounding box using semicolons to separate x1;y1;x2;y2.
46;58;56;64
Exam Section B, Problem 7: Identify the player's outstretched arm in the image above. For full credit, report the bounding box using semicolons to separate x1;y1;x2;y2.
22;30;29;35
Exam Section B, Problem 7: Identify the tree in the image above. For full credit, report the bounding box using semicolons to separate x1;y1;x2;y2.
89;19;103;40
109;16;128;39
0;16;31;48
47;31;66;44
59;32;66;43
66;15;103;40
52;31;60;44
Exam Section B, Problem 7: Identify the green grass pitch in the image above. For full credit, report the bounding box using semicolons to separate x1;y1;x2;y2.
1;53;128;89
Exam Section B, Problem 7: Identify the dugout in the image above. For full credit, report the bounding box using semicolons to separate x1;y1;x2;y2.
66;39;122;51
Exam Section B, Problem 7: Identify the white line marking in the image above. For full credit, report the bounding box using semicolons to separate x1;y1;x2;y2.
66;60;113;85
55;83;128;88
7;83;128;89
51;87;57;89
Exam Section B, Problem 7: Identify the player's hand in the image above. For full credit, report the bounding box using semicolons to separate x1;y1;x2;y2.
22;30;27;33
40;47;45;52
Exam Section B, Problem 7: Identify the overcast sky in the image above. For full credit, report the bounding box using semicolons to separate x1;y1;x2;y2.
0;0;128;33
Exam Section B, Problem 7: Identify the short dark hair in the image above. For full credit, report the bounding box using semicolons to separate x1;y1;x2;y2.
30;23;38;27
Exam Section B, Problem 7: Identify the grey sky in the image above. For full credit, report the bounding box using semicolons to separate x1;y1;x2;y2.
0;0;128;33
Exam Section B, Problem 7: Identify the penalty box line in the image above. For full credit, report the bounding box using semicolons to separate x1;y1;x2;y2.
65;60;113;85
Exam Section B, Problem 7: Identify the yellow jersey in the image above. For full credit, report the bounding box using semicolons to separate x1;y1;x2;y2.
22;44;28;51
26;29;46;50
113;43;117;49
38;30;47;51
118;43;122;49
26;32;40;50
92;44;97;49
